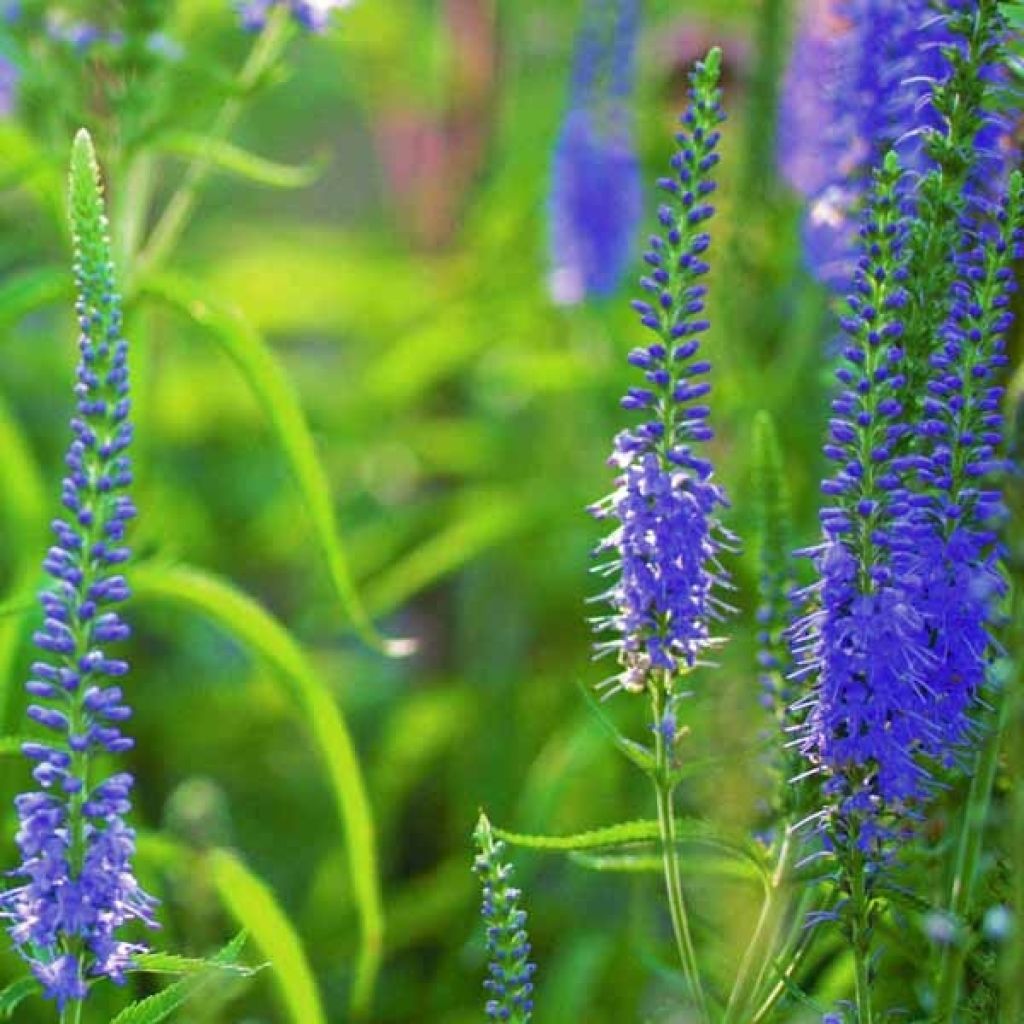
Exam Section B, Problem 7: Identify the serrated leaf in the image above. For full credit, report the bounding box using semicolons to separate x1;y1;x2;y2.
136;273;401;655
496;818;770;879
0;976;40;1018
208;850;326;1024
130;562;381;1016
110;933;252;1024
495;819;662;851
131;947;258;977
154;132;326;189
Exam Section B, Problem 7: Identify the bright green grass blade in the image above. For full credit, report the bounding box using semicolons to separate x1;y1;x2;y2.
0;267;73;332
208;851;326;1024
131;562;383;1016
0;976;40;1018
135;272;405;655
154;132;325;189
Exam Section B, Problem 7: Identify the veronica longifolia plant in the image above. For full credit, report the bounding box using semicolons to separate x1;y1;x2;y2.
1;130;154;1012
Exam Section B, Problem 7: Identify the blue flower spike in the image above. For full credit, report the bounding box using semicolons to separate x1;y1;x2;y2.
590;47;734;699
473;814;536;1024
0;129;157;1009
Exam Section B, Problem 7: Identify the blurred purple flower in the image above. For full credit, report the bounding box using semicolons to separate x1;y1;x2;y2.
779;0;1017;288
549;0;642;305
237;0;352;33
0;55;17;116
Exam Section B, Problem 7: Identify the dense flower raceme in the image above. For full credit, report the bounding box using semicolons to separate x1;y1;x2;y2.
548;0;641;305
779;0;1015;288
473;815;536;1024
791;154;936;836
590;49;732;697
905;175;1024;751
237;0;351;33
794;154;1024;846
0;131;156;1007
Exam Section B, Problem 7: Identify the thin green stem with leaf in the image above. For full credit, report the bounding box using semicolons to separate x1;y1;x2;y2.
650;684;710;1024
134;6;293;279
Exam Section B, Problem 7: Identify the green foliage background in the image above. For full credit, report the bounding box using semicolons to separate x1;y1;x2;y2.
0;0;1017;1021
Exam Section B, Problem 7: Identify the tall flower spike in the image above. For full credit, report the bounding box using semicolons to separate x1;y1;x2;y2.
590;47;733;698
793;152;935;844
548;0;642;305
472;815;536;1024
907;172;1024;760
1;130;157;1008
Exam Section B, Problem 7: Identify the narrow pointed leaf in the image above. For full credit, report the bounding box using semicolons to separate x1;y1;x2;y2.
155;132;326;189
0;976;41;1018
208;850;326;1024
136;272;401;654
130;562;382;1015
110;933;252;1024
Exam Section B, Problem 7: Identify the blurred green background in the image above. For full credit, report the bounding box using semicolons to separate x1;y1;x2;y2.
0;0;865;1020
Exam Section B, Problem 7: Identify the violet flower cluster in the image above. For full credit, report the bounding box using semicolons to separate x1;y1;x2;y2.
590;48;732;697
0;131;156;1009
779;0;1015;289
548;0;641;305
794;163;1024;849
472;815;536;1024
237;0;351;33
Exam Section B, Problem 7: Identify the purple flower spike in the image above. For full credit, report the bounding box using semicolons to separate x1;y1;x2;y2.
591;49;733;698
549;0;642;305
1;132;157;1009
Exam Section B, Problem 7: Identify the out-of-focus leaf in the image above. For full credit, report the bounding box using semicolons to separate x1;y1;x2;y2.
130;562;383;1016
137;274;403;654
0;267;72;331
154;132;326;189
569;849;763;884
0;123;65;226
110;932;253;1024
0;975;40;1018
366;489;526;614
208;852;326;1024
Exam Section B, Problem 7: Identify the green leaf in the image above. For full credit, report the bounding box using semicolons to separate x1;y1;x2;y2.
154;132;326;189
365;488;525;614
0;976;41;1018
135;273;402;655
130;562;382;1016
0;736;32;757
208;850;327;1024
576;682;656;778
496;818;769;879
0;267;73;331
495;819;662;851
110;933;252;1024
568;849;763;885
131;946;259;977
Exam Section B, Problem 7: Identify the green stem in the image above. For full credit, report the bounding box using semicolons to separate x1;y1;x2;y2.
132;7;292;281
850;857;875;1024
722;827;795;1024
935;673;1012;1020
651;687;710;1024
